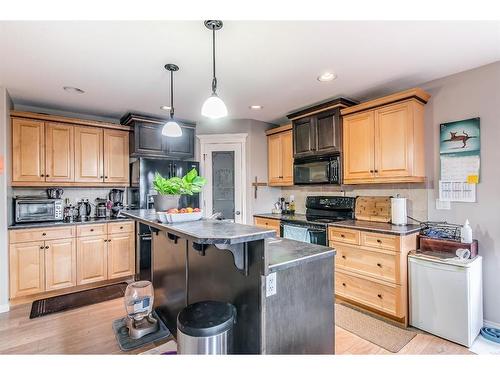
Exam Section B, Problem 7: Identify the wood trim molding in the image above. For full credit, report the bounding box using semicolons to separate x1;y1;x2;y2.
265;124;292;136
197;133;248;144
10;110;132;131
343;176;425;185
340;88;431;116
287;97;358;121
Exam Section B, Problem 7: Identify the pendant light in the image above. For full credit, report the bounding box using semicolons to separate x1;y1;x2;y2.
162;64;183;137
201;20;228;119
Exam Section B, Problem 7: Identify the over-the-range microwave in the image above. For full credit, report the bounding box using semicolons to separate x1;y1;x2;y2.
293;155;340;185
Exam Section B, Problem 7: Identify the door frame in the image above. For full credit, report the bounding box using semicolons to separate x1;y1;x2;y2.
197;133;247;224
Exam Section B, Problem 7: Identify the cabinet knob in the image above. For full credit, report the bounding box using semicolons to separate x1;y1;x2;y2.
376;239;382;243
377;263;382;267
374;170;378;173
100;175;104;178
105;176;108;179
45;246;49;249
46;174;50;177
42;233;46;236
41;174;45;177
341;255;346;259
342;282;346;287
340;234;345;238
108;239;111;242
40;246;44;250
377;294;382;299
279;176;283;178
120;226;123;229
90;228;94;232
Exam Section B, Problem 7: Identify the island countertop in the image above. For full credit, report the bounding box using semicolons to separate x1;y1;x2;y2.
122;209;276;245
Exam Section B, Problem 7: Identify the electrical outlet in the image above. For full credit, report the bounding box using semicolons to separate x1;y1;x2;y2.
266;272;277;297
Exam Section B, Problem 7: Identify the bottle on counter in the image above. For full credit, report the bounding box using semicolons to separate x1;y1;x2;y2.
289;195;296;215
460;219;473;243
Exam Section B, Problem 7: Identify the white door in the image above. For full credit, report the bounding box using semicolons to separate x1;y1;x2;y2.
202;142;244;223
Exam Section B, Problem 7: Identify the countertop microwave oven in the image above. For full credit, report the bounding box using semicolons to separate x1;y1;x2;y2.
14;197;64;223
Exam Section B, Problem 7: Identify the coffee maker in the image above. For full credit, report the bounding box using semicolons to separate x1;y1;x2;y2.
109;189;124;218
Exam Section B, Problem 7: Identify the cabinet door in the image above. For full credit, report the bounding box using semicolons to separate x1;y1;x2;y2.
103;129;129;184
45;122;74;182
268;133;282;185
12;118;45;183
45;238;76;291
316;110;340;154
375;102;412;178
280;130;294;185
107;232;135;279
75;126;104;183
135;122;164;156
343;111;375;181
164;125;195;159
9;241;45;298
293;116;315;158
76;235;107;285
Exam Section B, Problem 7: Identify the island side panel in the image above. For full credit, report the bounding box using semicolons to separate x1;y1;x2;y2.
263;256;335;354
187;239;266;354
152;231;188;336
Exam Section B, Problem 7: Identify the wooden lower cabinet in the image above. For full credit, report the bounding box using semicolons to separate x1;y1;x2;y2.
9;241;45;298
45;238;77;291
76;235;108;285
254;217;280;237
107;232;135;279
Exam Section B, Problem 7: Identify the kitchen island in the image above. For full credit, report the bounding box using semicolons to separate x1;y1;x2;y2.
122;209;335;354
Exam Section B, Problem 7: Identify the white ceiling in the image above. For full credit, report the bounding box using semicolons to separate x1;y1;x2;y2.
1;21;499;124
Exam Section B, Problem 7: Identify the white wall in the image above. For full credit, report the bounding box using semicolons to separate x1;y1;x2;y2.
421;61;500;325
0;87;13;312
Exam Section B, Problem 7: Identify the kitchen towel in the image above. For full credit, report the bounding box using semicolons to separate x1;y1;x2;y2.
283;225;310;243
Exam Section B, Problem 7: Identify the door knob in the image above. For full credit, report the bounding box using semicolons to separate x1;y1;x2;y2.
235;211;241;215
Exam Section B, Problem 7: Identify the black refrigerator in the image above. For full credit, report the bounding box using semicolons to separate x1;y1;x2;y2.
129;157;200;281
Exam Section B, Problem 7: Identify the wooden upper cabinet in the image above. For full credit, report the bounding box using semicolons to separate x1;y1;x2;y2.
74;126;104;183
12;118;45;183
341;88;430;184
9;241;45;298
375;102;412;178
343;111;375;181
315;110;340;154
76;235;108;285
103;129;129;184
107;232;135;279
44;238;76;291
267;127;293;186
293;116;315;158
45;122;74;182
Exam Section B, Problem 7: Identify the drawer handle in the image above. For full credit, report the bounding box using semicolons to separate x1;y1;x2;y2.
341;255;346;259
342;282;346;287
42;233;46;236
90;228;94;232
377;263;382;267
376;239;382;243
340;234;345;238
46;174;50;177
120;226;123;229
377;294;382;299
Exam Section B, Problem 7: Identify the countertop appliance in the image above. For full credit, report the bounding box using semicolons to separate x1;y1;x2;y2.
129;157;200;282
77;199;92;220
280;195;355;246
95;198;108;218
409;252;483;347
109;189;124;218
46;188;64;199
14;196;63;223
293;155;340;185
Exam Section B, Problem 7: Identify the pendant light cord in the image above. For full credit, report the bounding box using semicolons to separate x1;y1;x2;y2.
170;69;174;118
211;26;217;94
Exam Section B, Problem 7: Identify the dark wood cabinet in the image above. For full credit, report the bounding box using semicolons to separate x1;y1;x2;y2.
122;113;196;159
287;97;357;159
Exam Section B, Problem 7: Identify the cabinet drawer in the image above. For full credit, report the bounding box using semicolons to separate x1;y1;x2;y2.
361;232;397;251
335;244;398;284
77;223;107;237
9;226;75;244
335;271;402;317
107;221;134;234
254;217;280;235
328;227;360;245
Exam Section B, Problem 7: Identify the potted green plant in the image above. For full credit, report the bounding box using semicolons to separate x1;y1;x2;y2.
152;168;207;211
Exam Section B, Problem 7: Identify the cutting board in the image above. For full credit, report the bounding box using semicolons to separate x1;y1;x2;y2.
355;196;392;223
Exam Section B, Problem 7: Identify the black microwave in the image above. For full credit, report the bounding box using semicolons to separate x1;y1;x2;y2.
293;155;340;185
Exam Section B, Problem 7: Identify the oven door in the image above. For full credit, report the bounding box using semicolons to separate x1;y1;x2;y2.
15;200;56;222
280;221;327;246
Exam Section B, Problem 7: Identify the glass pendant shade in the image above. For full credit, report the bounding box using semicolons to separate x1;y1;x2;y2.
162;120;182;137
201;94;228;119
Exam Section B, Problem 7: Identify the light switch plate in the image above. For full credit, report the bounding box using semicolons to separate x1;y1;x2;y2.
266;272;277;297
436;199;451;210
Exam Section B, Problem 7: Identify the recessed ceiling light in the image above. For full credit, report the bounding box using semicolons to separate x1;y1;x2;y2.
317;72;336;82
63;86;85;94
160;105;172;111
249;105;263;110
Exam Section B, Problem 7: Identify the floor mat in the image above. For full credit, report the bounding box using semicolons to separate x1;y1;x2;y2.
335;303;417;353
30;282;128;319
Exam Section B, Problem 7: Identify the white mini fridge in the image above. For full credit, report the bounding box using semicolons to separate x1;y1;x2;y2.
408;253;483;347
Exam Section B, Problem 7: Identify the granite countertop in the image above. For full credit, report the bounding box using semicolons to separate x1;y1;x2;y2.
122;209;276;245
328;219;421;235
266;237;335;273
8;216;131;230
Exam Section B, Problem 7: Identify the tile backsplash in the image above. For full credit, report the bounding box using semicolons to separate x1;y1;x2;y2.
281;183;428;222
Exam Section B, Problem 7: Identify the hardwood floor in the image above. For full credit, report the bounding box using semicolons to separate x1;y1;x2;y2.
0;298;472;355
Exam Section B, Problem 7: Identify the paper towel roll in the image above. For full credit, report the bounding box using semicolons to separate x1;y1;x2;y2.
391;197;407;225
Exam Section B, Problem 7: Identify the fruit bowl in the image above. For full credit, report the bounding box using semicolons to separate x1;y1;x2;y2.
157;210;203;224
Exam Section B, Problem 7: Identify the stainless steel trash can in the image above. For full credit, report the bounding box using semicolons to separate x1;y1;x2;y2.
177;300;236;354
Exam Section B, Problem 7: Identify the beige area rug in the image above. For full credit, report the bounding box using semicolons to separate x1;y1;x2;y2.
335;303;417;353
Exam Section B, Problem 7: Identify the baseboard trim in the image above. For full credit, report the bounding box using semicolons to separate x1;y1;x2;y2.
0;303;10;313
484;320;500;329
